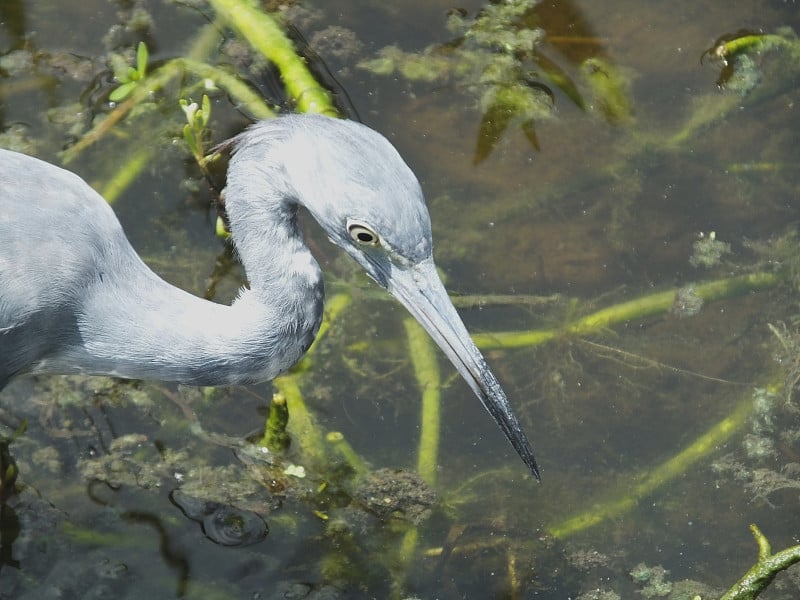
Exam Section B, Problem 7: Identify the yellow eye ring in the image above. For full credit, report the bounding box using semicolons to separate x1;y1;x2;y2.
347;220;379;246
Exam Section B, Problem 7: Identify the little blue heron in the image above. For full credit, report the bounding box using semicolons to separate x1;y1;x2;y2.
0;114;540;479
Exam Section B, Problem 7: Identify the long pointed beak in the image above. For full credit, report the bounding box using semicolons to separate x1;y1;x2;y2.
383;258;540;480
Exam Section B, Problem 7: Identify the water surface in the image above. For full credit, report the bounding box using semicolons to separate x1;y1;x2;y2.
2;0;800;598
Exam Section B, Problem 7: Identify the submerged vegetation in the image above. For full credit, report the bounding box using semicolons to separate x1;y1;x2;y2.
2;0;800;598
357;0;635;161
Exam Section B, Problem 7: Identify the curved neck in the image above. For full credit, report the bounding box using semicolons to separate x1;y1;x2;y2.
34;172;323;386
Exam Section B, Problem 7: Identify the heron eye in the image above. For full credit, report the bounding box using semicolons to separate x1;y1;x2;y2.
347;221;379;246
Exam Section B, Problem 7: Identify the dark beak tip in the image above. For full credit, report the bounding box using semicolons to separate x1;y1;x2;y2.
387;262;543;482
520;449;541;482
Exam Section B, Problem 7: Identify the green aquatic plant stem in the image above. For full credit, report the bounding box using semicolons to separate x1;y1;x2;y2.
67;20;275;201
99;145;153;203
64;22;223;165
325;431;368;475
388;319;443;597
392;521;421;600
472;271;781;350
69;24;248;206
68;56;275;168
261;392;290;451
580;57;633;124
711;34;791;63
308;293;352;355
94;53;276;202
62;63;175;165
179;58;275;120
403;318;442;488
666;31;798;149
267;293;353;465
665;92;741;150
273;373;326;466
207;0;337;116
546;388;756;539
720;524;800;600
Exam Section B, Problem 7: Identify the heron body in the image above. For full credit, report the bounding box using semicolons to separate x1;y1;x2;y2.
0;114;540;479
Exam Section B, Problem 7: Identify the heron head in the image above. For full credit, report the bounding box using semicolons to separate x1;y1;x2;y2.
274;115;434;287
231;114;540;479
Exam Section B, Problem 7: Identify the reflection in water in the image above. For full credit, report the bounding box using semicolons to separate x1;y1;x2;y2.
170;489;269;547
121;510;191;598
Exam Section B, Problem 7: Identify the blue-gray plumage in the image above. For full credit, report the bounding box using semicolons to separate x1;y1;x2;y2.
0;114;540;479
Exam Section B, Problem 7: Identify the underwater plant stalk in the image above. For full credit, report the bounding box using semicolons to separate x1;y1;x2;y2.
207;0;337;116
75;54;275;198
98;145;153;203
472;271;781;350
720;523;800;600
62;62;177;166
261;391;290;451
308;293;352;354
404;318;442;487
392;527;420;600
325;431;368;474
267;293;353;465
64;22;223;165
387;319;444;598
273;373;327;466
547;388;757;538
69;18;277;202
387;320;445;598
179;58;275;120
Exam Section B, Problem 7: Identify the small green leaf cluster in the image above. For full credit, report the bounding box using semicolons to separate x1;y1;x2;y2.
180;94;212;166
109;41;149;102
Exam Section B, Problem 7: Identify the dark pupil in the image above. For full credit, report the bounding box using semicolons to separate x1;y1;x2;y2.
356;231;374;242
